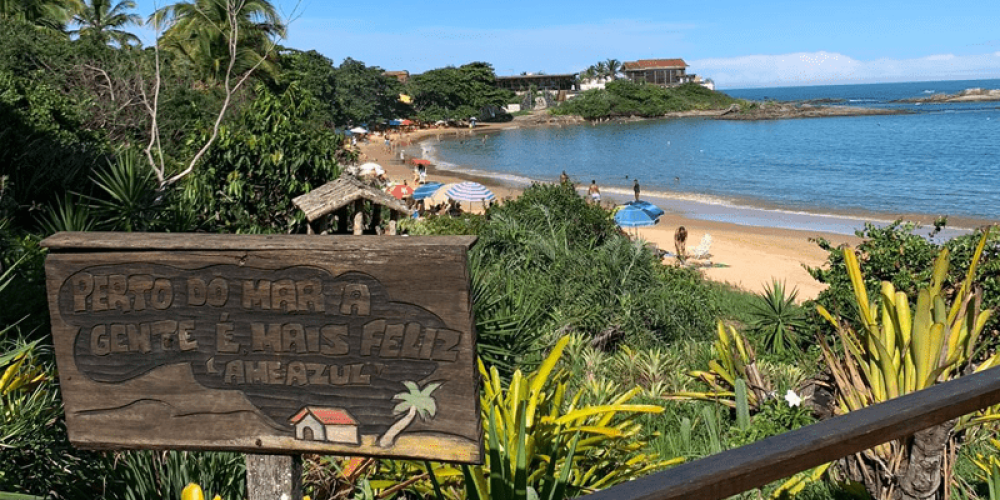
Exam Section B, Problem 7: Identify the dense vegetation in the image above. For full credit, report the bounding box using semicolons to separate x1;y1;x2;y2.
552;80;742;120
3;2;1000;500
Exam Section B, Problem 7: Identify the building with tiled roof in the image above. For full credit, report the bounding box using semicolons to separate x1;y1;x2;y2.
290;406;360;444
622;59;696;87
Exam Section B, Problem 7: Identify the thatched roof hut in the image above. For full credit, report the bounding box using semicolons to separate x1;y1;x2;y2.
293;175;410;235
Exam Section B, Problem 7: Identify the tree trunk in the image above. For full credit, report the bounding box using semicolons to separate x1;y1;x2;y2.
897;422;953;500
378;406;417;448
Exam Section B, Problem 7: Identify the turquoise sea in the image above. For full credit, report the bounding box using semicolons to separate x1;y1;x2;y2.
412;78;1000;236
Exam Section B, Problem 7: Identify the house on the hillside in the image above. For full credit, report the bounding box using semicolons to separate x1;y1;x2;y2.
384;70;409;84
290;406;360;445
622;59;696;87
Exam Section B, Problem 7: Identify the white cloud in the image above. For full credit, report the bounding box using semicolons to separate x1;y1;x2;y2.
695;51;1000;89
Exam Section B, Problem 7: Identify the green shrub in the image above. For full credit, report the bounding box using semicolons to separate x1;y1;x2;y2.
553;81;740;120
181;83;343;234
809;221;1000;356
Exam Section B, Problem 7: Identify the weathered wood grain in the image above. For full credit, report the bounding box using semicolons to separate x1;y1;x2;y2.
42;232;482;463
41;232;476;252
247;455;302;500
578;364;1000;500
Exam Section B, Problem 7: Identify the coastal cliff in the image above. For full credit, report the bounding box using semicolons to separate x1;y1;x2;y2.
894;87;1000;103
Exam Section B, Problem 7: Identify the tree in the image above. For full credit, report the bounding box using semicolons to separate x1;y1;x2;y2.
181;83;344;233
151;0;285;83
594;61;608;79
407;61;513;122
0;0;79;30
144;0;287;188
378;381;441;448
330;57;406;127
605;58;621;80
69;0;141;47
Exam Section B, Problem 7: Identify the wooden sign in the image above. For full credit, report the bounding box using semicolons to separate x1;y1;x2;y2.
41;232;482;463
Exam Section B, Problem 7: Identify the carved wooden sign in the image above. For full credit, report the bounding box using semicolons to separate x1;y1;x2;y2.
42;232;481;463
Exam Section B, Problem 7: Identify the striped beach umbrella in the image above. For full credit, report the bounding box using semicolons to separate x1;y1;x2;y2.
445;182;496;203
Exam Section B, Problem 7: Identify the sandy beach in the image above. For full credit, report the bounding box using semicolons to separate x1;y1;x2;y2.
357;123;861;301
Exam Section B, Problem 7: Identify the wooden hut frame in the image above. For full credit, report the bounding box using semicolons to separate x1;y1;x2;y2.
293;175;411;235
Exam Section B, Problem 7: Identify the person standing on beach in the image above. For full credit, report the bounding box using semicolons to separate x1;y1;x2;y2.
674;226;688;262
633;179;641;201
559;170;569;184
588;180;601;204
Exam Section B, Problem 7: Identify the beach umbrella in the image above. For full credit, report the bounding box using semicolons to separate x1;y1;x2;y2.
412;182;444;200
628;200;665;217
615;205;658;228
350;126;369;134
388;183;414;200
445;182;495;203
388;119;402;126
410;158;431;166
426;183;460;206
358;162;385;176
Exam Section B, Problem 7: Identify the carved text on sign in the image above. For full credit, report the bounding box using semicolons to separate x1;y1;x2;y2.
58;264;461;442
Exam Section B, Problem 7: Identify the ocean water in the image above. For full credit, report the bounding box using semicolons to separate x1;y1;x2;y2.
413;78;1000;235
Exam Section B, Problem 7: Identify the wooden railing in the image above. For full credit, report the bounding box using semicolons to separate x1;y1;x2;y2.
578;365;1000;500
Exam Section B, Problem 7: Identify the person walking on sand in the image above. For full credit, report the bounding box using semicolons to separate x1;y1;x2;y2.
588;180;601;204
674;226;688;262
418;164;427;184
633;179;641;201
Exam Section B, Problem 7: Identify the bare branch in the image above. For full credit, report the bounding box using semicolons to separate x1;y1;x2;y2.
162;0;281;187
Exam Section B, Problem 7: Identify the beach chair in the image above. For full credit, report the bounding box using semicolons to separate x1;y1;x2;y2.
690;234;712;259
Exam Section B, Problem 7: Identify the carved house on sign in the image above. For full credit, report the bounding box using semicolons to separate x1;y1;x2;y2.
290;407;360;445
292;175;411;236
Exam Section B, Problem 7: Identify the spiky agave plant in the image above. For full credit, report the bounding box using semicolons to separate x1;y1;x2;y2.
747;280;807;356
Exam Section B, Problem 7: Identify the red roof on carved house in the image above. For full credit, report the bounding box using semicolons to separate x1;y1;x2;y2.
290;407;357;426
622;59;688;70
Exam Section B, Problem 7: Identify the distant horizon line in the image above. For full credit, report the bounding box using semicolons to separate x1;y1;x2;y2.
718;75;1000;91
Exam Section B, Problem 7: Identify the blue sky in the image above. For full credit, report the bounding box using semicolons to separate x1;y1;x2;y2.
130;0;1000;89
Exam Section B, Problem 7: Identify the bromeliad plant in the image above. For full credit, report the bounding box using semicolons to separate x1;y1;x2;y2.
668;321;773;411
426;336;681;500
817;228;1000;500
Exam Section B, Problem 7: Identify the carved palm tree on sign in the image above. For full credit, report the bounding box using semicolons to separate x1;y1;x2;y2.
378;381;442;448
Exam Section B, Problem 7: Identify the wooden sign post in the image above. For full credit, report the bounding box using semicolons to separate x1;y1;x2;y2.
42;233;482;497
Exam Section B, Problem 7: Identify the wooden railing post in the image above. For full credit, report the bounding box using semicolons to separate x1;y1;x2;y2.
579;365;1000;500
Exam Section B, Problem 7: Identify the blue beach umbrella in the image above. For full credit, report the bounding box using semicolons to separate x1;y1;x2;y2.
412;182;444;200
445;182;496;203
615;205;658;227
628;200;664;217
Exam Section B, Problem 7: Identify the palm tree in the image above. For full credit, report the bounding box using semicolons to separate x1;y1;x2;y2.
594;61;608;81
605;58;621;80
151;0;286;82
69;0;141;47
1;0;80;30
378;381;441;448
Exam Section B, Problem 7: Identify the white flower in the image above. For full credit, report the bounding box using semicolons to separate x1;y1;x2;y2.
784;389;802;408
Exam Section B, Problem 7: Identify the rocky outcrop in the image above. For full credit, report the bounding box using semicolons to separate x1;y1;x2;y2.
510;113;586;127
717;101;910;120
894;88;1000;103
